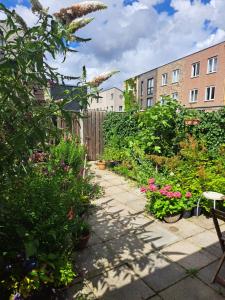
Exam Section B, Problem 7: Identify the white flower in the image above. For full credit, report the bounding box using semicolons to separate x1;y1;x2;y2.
89;70;119;87
54;1;107;25
67;17;94;33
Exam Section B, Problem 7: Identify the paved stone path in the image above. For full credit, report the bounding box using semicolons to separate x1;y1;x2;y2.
68;164;225;300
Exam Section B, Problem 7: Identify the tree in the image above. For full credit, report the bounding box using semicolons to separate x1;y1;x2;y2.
0;1;110;177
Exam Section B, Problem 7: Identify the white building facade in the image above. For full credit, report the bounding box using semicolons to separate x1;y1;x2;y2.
89;87;124;112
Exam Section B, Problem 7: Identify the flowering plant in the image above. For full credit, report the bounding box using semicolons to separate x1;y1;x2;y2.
142;178;193;219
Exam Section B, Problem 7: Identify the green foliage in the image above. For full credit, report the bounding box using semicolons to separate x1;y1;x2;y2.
0;2;108;298
124;78;138;111
0;138;99;297
102;111;139;147
103;100;225;219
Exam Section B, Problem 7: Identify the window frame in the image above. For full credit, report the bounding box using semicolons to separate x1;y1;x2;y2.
191;62;200;77
207;56;217;74
205;86;215;101
172;69;180;83
147;97;153;108
172;92;178;100
147;78;154;95
189;89;198;103
161;73;168;86
140;81;144;97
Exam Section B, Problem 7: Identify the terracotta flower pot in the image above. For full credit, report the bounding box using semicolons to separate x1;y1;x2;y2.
97;161;106;170
164;213;181;223
74;233;90;250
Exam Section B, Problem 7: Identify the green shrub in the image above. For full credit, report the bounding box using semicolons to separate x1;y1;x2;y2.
0;138;98;298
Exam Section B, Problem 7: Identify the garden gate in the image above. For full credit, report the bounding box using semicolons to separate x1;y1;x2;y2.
57;110;106;161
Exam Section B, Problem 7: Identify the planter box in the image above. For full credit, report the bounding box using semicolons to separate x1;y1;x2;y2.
184;119;201;126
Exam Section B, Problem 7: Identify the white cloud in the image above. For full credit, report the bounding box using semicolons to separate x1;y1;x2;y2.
9;0;225;89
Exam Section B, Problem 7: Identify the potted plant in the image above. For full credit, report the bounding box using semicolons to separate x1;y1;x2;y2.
144;179;184;223
72;219;91;250
182;192;194;218
97;160;106;170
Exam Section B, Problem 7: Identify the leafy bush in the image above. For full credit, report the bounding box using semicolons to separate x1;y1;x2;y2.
102;111;139;147
0;138;99;298
103;100;225;218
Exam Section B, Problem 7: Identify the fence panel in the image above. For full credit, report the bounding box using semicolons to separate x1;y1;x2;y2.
58;110;106;161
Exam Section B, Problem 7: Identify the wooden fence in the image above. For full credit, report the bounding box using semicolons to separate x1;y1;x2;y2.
57;110;106;161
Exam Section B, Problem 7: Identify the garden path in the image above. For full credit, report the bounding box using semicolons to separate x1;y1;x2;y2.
68;164;225;300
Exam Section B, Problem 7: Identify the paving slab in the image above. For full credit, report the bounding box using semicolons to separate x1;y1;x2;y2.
197;259;225;297
159;219;205;239
188;215;215;230
104;185;128;196
148;296;161;300
162;240;217;270
159;276;225;300
129;252;186;292
105;232;154;263
88;232;103;247
107;177;128;186
114;192;146;212
93;195;116;207
187;230;222;258
88;264;155;300
93;217;129;241
66;281;96;300
136;223;180;250
74;243;117;278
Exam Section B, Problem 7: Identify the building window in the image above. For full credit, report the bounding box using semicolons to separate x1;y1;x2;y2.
147;97;153;107
172;92;178;100
161;73;168;86
147;78;154;95
189;89;198;103
160;96;166;105
207;56;217;74
119;106;123;112
172;69;180;83
111;106;114;111
205;86;215;101
141;81;144;96
191;62;200;77
111;93;114;100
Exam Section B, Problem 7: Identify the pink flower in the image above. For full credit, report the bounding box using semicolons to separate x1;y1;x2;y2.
166;192;174;198
173;191;182;198
159;189;167;195
185;192;192;198
148;178;155;184
164;185;172;191
149;184;157;192
140;187;147;193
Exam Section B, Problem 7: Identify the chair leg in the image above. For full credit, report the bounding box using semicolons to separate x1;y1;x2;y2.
212;251;225;283
197;198;201;216
214;200;216;209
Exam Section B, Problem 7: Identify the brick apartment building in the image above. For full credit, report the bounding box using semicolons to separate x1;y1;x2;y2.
126;41;225;111
89;87;124;112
